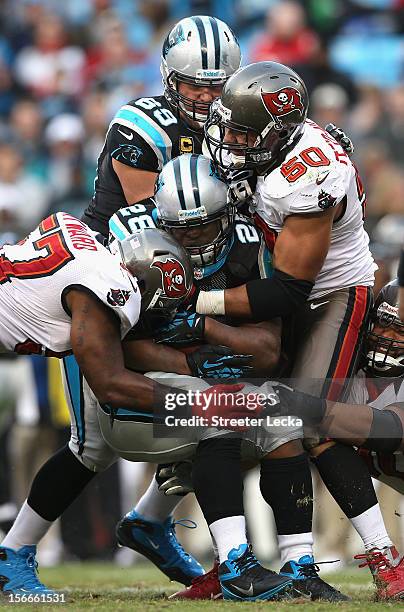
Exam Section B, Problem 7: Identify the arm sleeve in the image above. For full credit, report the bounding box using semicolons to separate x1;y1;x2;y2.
246;269;314;321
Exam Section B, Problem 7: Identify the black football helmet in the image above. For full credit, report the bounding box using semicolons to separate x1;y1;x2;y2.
204;61;308;173
366;279;404;377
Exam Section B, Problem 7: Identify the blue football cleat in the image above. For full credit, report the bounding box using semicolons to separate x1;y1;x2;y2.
116;511;204;585
280;554;349;601
0;546;55;596
219;543;293;601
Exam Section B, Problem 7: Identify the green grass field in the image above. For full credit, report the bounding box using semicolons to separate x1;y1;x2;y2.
0;562;402;611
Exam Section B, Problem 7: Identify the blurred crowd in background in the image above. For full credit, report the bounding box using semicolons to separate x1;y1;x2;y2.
0;0;403;570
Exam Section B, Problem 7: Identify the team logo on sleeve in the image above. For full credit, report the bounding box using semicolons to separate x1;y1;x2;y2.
318;189;337;210
107;288;132;307
151;258;188;298
261;88;304;126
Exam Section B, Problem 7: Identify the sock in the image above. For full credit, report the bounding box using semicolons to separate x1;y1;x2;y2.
210;532;219;563
27;445;96;521
2;501;52;550
260;454;314;566
313;444;378;519
193;437;243;526
209;516;247;564
135;477;181;523
350;504;393;551
278;533;314;567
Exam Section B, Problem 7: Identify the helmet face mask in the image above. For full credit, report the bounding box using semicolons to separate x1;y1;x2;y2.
161;16;241;129
205;62;308;172
163;67;226;127
366;280;404;377
163;210;235;269
154;154;235;275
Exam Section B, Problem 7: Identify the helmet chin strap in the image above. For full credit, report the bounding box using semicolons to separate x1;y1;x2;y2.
369;350;404;371
229;153;246;168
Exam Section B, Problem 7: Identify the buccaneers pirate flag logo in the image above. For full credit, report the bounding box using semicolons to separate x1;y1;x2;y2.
151;258;188;298
261;87;304;127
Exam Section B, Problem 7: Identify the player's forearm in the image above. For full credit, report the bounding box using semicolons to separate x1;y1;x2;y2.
97;369;172;413
277;388;404;452
196;271;313;320
204;317;281;373
123;339;190;375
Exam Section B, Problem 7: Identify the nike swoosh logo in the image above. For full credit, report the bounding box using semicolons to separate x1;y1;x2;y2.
145;537;160;550
310;301;329;310
316;172;329;185
202;361;222;369
118;128;134;140
232;583;254;596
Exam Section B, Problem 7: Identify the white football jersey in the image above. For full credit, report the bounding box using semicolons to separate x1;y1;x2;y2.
253;120;377;298
348;371;404;494
0;212;141;356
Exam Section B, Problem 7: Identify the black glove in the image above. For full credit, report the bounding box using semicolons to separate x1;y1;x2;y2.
224;168;258;206
158;461;194;496
186;345;253;379
155;311;205;346
262;382;327;426
325;123;354;156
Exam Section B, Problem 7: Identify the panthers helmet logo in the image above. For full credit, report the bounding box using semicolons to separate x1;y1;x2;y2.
261;87;304;124
151;258;188;298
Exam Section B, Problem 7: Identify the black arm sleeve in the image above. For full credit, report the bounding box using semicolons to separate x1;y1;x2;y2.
246;269;314;321
398;250;404;287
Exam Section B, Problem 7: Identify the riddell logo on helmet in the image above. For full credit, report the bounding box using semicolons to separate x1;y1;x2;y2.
151;258;188;298
261;88;304;123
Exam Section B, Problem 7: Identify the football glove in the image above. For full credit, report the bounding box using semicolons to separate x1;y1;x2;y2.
154;311;205;346
225;168;258;207
158;461;194;496
261;382;326;426
186;345;253;379
325;123;354;156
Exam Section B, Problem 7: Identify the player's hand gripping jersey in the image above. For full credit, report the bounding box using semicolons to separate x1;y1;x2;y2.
253;120;377;298
83;96;204;237
0;212;140;356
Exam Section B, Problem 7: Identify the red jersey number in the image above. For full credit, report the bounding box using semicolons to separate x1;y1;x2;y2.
281;146;330;183
0;215;74;285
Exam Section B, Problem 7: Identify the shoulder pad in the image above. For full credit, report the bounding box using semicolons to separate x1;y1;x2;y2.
261;120;351;208
109;199;157;242
111;98;176;168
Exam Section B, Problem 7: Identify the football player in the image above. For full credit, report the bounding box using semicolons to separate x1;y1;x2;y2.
265;279;404;600
81;15;241;238
0;219;256;597
108;154;347;601
199;60;398;591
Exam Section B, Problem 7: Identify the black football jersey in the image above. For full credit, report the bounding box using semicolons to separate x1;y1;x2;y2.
82;95;204;237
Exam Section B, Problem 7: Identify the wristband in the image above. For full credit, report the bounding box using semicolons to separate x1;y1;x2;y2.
196;290;225;316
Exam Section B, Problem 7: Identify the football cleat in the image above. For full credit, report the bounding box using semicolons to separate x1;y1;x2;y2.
169;561;222;600
355;546;404;600
116;511;204;585
219;543;293;601
0;546;56;596
280;555;350;601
